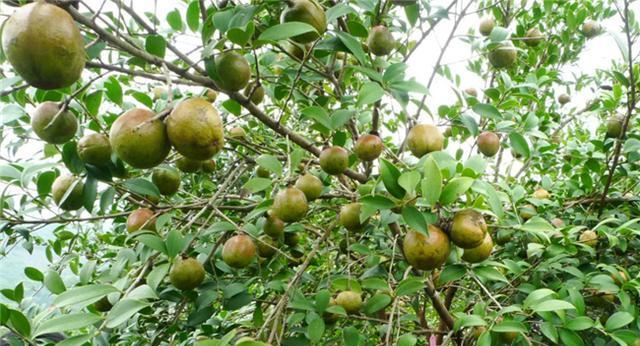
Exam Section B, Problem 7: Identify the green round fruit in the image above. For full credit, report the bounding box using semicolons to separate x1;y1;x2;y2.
582;20;601;38
243;82;265;104
524;28;543;47
488;42;517;68
31;102;78;144
479;15;495;36
294;173;323;201
319;146;349;175
558;93;571;105
339;202;367;231
215;51;251;92
354;134;383;161
109;108;171;169
284;232;300;247
462;233;494;263
167;98;224;160
403;225;451;270
285;42;306;60
2;2;85;89
152;166;181;196
519;204;537;220
367;25;395;56
256;166;271;178
606;115;624;138
175;156;202;173
222;234;256;268
477;131;500;157
500;331;519;344
228;127;247;140
201;160;216;173
495;229;513;245
264;211;285;238
204;89;218;103
51;174;84;211
126;208;156;233
533;188;550;199
579;230;598;247
170;257;205;290
407;124;443;158
335;291;362;314
78;133;112;166
257;235;278;258
272;187;309;222
281;0;327;43
451;209;487;249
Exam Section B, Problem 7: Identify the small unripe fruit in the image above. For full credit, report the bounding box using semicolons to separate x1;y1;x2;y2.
488;42;517;68
31;102;78;144
582;20;601;38
272;187;309;222
215;51;251;92
406;124;443;158
153;87;168;100
550;218;565;228
533;188;550;199
51;174;84;211
464;88;478;97
479;16;495;36
284;232;300;247
462;233;493;263
579;230;598;247
152;166;181;196
524;28;543;47
558;93;571;105
204;89;218;103
256;166;271;178
264;211;285;238
335;291;362;314
77;133;112;166
170;257;205;290
257;235;278;258
319;146;349;175
126;208;156;233
93;296;113;312
201;160;216;173
519;204;537;220
477;131;500;157
367;25;395;56
281;0;327;43
109;108;170;169
294;173;323;201
451;209;487;249
354;134;383;161
244;82;265;104
228;127;247;140
339;202;367;231
222;234;256;268
167;98;224;160
606;115;624;138
175;156;202;173
611;271;628;286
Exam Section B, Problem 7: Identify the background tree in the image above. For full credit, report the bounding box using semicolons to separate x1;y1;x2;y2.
0;0;639;346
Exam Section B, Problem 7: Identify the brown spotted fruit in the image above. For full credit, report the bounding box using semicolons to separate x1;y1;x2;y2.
51;173;84;211
402;225;451;270
167;98;224;161
272;187;309;222
31;102;77;144
222;234;257;268
170;257;205;290
78;133;112;166
109;108;170;169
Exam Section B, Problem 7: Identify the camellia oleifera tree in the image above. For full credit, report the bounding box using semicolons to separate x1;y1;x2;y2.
0;0;639;345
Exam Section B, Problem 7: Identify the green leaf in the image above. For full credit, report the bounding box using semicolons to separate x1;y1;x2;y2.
54;284;119;307
402;206;428;234
258;22;317;42
256;154;283;175
356;82;384;107
540;321;558;343
24;267;44;282
390;80;428;94
122;178;160;198
475;180;503;219
564;316;593;331
104;77;123;105
509;132;530;158
360;195;395;209
145;35;167;58
531;299;575;313
57;334;92;346
473;266;508;283
105;299;149;328
397;334;417;346
398;171;420;194
34;313;102;336
8;309;30;337
559;329;584;346
137;234;167;254
379;158;405;199
472;103;502;120
243;177;272;193
343;326;361;346
166;9;184;31
336;31;367;65
227;21;254;46
307;317;325;342
44;270;66;294
186;1;201;32
605;311;634;331
492;320;526;333
165;230;185;258
438;264;466;284
453;314;486;331
440;177;474;205
301;106;332;131
326;3;355;22
363;294;391;315
422;156;442;206
83;176;97;212
395;277;423;296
